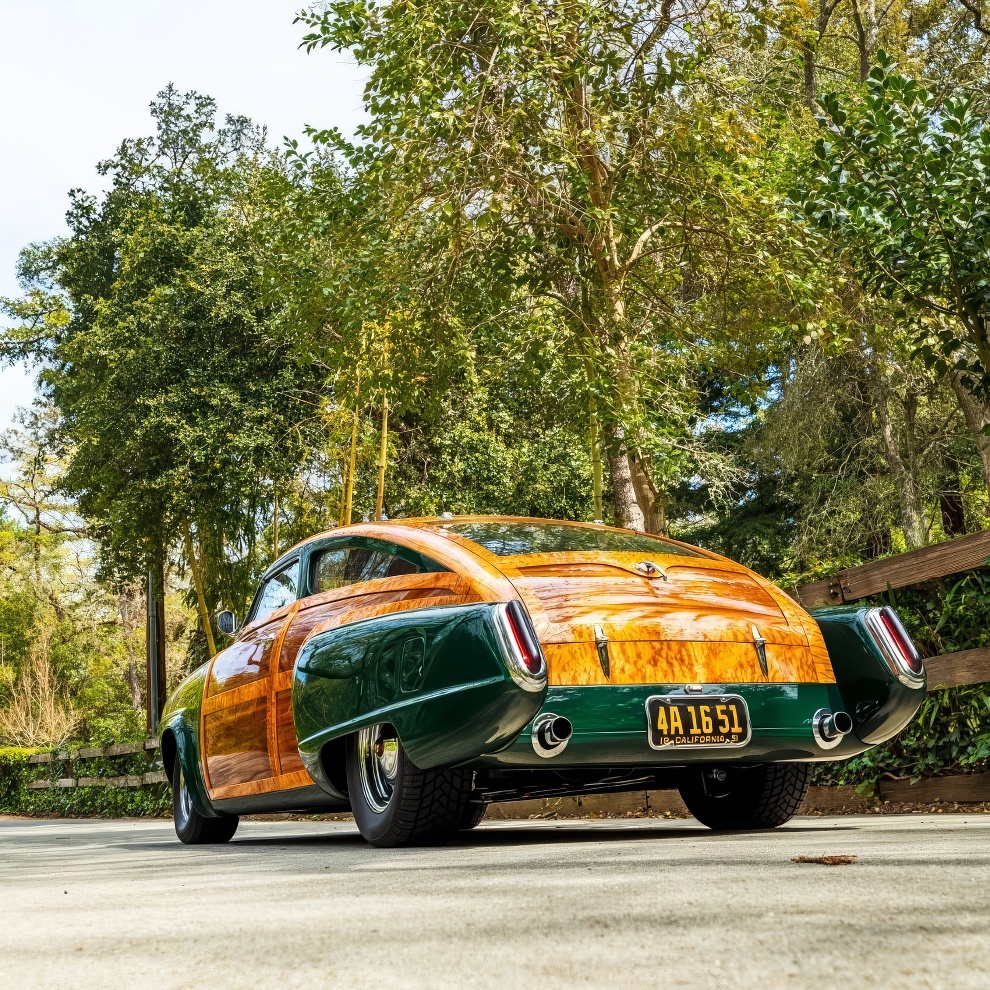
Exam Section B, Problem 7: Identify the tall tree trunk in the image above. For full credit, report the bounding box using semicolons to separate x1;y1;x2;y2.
146;554;166;733
375;395;388;522
589;409;604;521
851;0;879;82
802;40;817;109
949;371;990;516
875;392;927;549
343;399;360;526
605;423;645;530
184;522;217;658
120;591;143;710
629;454;668;534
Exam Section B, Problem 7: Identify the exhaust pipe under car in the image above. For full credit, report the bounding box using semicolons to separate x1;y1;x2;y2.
532;713;573;758
813;708;853;750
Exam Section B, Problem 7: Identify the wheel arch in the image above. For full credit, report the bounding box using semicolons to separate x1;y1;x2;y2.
160;727;178;785
160;715;219;819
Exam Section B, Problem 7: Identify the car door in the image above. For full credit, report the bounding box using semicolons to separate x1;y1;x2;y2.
272;538;476;781
200;558;300;800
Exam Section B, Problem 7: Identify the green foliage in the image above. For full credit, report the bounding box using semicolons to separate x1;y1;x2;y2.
815;570;990;788
804;57;990;389
0;747;33;811
5;87;326;616
0;745;170;817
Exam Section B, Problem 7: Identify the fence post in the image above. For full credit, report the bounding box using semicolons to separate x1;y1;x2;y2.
146;562;166;734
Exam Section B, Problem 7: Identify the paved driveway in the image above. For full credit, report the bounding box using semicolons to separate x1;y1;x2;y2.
1;814;988;989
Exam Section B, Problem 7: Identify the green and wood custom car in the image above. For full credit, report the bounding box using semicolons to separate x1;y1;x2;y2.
159;517;926;847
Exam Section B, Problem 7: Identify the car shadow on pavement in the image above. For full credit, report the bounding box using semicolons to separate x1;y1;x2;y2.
196;819;863;851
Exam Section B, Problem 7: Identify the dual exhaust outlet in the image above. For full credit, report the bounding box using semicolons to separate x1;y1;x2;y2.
532;713;573;758
532;708;852;757
813;708;853;750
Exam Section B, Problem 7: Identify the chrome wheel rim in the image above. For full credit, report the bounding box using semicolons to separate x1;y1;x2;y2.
357;725;399;814
176;766;193;827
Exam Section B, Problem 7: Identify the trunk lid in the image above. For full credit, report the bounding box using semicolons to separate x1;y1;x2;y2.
501;553;823;686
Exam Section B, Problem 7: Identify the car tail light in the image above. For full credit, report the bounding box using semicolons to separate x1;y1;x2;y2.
495;601;547;691
864;607;925;687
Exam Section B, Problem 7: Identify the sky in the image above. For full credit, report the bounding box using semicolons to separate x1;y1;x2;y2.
0;0;367;433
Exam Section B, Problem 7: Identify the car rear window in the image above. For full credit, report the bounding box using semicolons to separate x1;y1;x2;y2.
439;521;703;557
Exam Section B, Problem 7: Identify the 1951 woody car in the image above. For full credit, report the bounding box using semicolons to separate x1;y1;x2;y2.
159;516;926;847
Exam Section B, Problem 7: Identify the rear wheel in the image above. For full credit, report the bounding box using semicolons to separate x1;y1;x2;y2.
345;724;473;847
457;787;488;831
172;763;239;845
678;762;810;830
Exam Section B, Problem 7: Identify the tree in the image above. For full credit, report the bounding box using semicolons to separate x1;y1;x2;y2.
805;59;990;387
3;87;327;627
298;0;790;530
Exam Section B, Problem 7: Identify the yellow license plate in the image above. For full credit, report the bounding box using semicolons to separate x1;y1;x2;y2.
645;695;751;749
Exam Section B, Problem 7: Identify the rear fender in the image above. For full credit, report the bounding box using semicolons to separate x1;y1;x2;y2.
811;607;926;744
292;602;545;770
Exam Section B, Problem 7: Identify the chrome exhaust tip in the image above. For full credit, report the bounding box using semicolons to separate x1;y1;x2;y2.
532;713;572;758
813;708;853;750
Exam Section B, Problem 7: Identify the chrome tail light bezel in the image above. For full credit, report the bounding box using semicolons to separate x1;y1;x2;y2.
493;601;548;692
864;607;925;688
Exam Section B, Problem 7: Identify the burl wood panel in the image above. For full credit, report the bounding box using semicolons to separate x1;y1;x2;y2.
207;626;279;696
545;641;822;686
759;581;836;683
203;694;273;789
498;552;835;686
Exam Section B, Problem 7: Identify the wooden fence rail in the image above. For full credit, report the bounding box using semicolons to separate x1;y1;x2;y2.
794;529;990;697
27;738;158;765
793;528;990;609
26;737;164;790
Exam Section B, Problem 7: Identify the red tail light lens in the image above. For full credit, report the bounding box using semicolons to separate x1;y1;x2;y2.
505;600;544;674
878;607;923;675
864;607;925;686
494;601;547;691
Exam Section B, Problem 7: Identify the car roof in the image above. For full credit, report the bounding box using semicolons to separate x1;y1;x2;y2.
278;514;708;562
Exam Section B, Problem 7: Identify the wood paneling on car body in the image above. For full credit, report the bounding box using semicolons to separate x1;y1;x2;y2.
545;641;823;687
203;695;271;791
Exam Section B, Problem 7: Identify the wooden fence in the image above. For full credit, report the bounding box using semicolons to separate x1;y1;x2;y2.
26;738;166;790
794;528;990;805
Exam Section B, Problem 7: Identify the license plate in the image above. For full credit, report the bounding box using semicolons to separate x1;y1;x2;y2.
645;695;751;750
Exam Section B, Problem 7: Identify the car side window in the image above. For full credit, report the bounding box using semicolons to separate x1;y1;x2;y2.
309;543;442;595
250;560;300;625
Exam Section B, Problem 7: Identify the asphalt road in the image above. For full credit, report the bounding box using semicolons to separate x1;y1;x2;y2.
1;814;988;990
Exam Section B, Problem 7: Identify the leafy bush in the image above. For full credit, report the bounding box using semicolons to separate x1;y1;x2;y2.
815;569;990;789
0;743;170;817
0;747;33;812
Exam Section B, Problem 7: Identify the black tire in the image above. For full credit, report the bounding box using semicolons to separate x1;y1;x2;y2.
678;763;811;830
172;763;239;845
345;725;473;848
457;795;487;831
